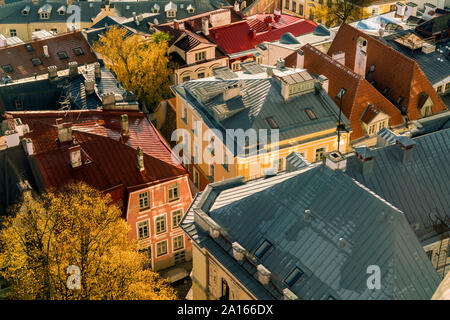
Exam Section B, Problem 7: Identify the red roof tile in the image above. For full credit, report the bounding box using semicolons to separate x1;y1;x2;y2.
327;23;446;121
208;16;317;54
302;44;404;140
0;31;98;81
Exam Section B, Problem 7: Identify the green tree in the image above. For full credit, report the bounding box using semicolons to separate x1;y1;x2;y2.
0;183;178;300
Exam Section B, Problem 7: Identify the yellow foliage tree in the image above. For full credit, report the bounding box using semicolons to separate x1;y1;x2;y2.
93;26;172;111
314;0;371;28
0;183;178;300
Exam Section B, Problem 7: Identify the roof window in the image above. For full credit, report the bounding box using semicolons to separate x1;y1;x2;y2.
25;44;34;52
72;47;84;56
31;57;42;66
266;117;279;129
57;51;69;59
254;240;272;259
284;267;304;287
305;108;318;120
1;64;14;73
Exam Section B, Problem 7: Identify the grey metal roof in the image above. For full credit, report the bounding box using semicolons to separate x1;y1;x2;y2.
172;73;351;155
346;128;450;242
181;164;441;300
382;30;450;85
410;110;450;137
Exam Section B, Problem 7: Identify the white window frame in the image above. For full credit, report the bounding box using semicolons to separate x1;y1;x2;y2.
155;214;167;234
138;191;150;210
137;219;150;240
314;147;326;162
171;209;183;229
173;234;184;251
168;183;180;202
156;240;169;257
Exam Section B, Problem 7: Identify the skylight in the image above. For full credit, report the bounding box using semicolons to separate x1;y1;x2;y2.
72;47;84;56
266;117;279;129
1;64;14;73
305;108;317;120
254;240;272;259
25;44;34;52
31;58;42;66
284;267;304;287
57;51;68;59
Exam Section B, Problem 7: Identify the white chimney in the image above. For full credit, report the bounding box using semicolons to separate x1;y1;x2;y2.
234;1;240;12
395;2;406;18
274;8;281;16
202;17;209;36
102;92;116;107
69;145;82;168
257;264;271;285
43;45;49;58
318;74;328;93
405;2;417;18
137;146;145;172
57;122;73;143
232;242;245;261
5;130;20;148
424;3;436;18
332;51;345;65
23;138;34;156
296;49;304;69
94;62;101;79
223;84;241;101
324;151;347;171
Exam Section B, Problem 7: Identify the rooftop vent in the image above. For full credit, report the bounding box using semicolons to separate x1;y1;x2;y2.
339;237;345;248
304;209;312;220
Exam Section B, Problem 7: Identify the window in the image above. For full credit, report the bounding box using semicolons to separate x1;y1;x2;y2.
167;10;176;18
254;240;272;258
57;51;68;59
40;13;49;19
168;183;179;202
277;158;284;172
232;62;240;71
31;57;42;66
285;0;290;10
426;250;433;261
305;108;317;120
155;215;167;234
15;100;23;110
209;137;215;156
156;240;168;257
314;147;325;162
437;85;443;93
182;75;190;83
34;28;41;32
299;4;304;15
193;167;199;189
50;28;58;34
266;116;279;129
173;235;184;251
284;267;304;287
182;106;187;123
445;83;450;92
368;124;376;135
25;44;34;52
197;72;205;79
1;64;13;73
137;220;149;240
195;51;206;62
172;209;183;228
292;1;297;12
72;47;84;56
139;191;150;210
9;29;17;37
193;117;199;136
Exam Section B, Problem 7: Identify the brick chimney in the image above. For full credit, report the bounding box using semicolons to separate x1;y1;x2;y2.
250;28;256;39
232;242;245;261
102;92;116;108
137;146;144;172
121;114;129;137
68;61;78;77
173;19;180;30
296;49;304;69
257;264;271;285
85;79;95;95
395;135;416;163
69;145;82;168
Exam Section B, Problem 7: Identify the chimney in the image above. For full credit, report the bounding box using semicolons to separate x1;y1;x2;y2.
318;74;328;93
234;1;240;12
257;264;271;285
354;146;374;175
173;19;179;30
43;45;49;58
276;57;285;69
283;288;298;300
323;151;347;171
232;242;245;261
22;138;34;156
94;62;101;79
48;65;58;81
395;135;416;163
405;2;417;19
424;3;435;17
274;8;281;16
266;67;274;77
202;17;209;36
102;92;116;107
69;145;82;168
354;37;368;76
57;122;73;143
121;114;129;137
395;2;406;19
137;146;144;172
68;61;78;77
85;79;95;95
250;28;256;39
5;130;20;148
332;51;345;65
223;84;241;101
296;49;304;69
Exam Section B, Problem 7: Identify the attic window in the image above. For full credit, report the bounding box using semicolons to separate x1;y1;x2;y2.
254;240;272;259
167;10;176;17
187;5;195;13
1;64;14;73
25;44;34;52
31;57;42;66
72;47;84;56
305;108;317;120
266;117;279;129
284;267;304;287
57;51;68;59
152;8;160;13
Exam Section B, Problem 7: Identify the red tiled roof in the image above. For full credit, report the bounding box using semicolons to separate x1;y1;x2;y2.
208;16;317;54
11;110;184;171
19;116;187;195
302;44;404;140
0;31;98;81
327;23;446;121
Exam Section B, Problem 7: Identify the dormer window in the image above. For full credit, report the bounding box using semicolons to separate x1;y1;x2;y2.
72;47;84;56
57;51;68;60
152;4;160;13
195;51;206;62
57;6;66;15
165;1;177;17
167;10;176;17
187;4;195;13
1;64;14;73
22;6;30;15
31;57;42;66
38;4;52;20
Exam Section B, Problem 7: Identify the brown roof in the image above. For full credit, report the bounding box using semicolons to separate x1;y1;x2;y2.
14;111;187;197
327;23;446;121
361;104;382;123
302;44;404;140
0;31;97;81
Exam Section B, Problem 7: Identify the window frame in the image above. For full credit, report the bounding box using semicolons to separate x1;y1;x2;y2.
138;191;150;211
9;29;17;37
284;267;304;287
254;240;272;259
156;240;169;257
173;234;184;251
155;214;167;235
168;183;180;202
314;147;326;162
137;220;150;240
172;209;183;229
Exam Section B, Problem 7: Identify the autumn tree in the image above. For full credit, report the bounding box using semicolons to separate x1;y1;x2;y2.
93;26;173;112
314;0;370;28
0;183;178;300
